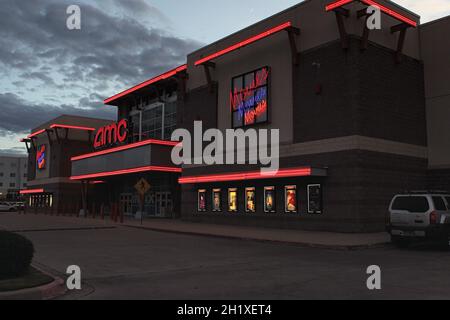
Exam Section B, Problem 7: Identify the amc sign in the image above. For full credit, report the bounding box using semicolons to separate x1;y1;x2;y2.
94;119;128;149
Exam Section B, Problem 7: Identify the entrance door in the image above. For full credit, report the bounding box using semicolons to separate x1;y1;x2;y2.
120;193;133;216
155;192;172;217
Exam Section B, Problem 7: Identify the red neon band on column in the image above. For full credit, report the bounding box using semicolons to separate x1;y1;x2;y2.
71;139;180;161
70;165;182;180
361;0;417;27
179;167;312;184
104;64;187;105
194;22;292;66
50;124;96;131
325;0;353;11
20;189;45;195
27;129;46;139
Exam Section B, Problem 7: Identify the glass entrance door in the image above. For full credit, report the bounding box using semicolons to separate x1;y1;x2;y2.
120;193;133;216
155;192;172;217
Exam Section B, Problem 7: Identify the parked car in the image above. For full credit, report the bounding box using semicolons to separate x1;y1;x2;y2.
14;202;25;210
387;192;450;247
0;202;17;212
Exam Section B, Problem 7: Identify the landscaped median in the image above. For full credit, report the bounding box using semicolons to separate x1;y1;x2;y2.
0;231;65;300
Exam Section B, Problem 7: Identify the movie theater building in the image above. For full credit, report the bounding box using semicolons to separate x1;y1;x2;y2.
68;65;187;218
20;0;450;232
177;0;450;232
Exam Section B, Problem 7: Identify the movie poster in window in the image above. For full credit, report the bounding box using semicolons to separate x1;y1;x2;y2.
228;188;238;212
285;186;298;213
212;189;222;212
245;187;256;213
198;189;207;212
264;187;276;213
308;184;323;214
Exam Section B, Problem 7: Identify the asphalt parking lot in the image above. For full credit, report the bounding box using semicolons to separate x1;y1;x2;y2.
1;214;450;300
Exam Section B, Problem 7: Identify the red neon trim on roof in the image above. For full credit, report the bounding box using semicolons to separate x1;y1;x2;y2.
50;124;96;131
194;22;292;66
179;167;312;184
71;139;180;162
27;129;46;139
325;0;417;27
20;189;45;195
360;0;417;27
325;0;353;11
104;64;187;105
70;165;182;181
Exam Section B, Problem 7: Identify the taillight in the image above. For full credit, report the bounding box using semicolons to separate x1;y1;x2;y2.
430;211;438;225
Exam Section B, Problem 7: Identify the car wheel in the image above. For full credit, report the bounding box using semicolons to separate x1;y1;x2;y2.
391;235;410;248
9;208;15;212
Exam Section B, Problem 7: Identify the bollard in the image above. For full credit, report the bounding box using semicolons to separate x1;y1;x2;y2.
100;203;104;220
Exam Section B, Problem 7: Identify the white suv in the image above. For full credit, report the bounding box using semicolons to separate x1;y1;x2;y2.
387;192;450;247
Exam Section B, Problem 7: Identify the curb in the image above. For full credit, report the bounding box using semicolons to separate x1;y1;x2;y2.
124;224;390;250
0;265;66;300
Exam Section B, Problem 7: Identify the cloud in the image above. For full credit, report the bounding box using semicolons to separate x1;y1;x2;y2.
0;0;203;144
0;92;116;134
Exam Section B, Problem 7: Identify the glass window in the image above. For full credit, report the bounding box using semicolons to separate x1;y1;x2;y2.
285;186;298;213
264;187;276;213
228;188;238;213
445;197;450;210
392;196;429;213
231;67;269;128
308;184;323;214
9;183;15;188
198;189;207;212
432;197;447;211
212;189;222;212
245;187;256;213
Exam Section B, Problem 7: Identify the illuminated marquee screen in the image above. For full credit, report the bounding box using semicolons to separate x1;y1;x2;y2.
231;66;269;128
36;145;46;170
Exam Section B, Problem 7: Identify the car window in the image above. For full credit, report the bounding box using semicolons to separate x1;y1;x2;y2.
392;196;430;213
432;197;447;211
445;197;450;210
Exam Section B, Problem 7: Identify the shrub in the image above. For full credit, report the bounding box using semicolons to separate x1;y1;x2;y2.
0;231;34;280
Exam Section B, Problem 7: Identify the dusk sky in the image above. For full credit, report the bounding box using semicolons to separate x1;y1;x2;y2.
1;0;449;155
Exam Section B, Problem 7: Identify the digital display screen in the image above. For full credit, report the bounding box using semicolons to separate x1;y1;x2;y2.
264;187;276;213
198;189;207;212
245;187;256;213
285;186;298;213
228;188;238;212
308;184;323;214
231;67;269;128
212;189;222;212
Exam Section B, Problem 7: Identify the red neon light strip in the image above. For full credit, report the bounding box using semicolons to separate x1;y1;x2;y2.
70;165;182;181
27;129;46;139
325;0;417;27
104;64;187;105
20;189;45;195
179;167;312;184
194;22;292;66
360;0;417;27
50;124;96;131
325;0;353;11
71;139;180;162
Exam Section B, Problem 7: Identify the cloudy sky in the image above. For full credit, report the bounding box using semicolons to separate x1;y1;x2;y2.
1;0;449;155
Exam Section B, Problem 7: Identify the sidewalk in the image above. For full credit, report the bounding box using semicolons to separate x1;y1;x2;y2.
123;218;390;249
0;213;390;249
